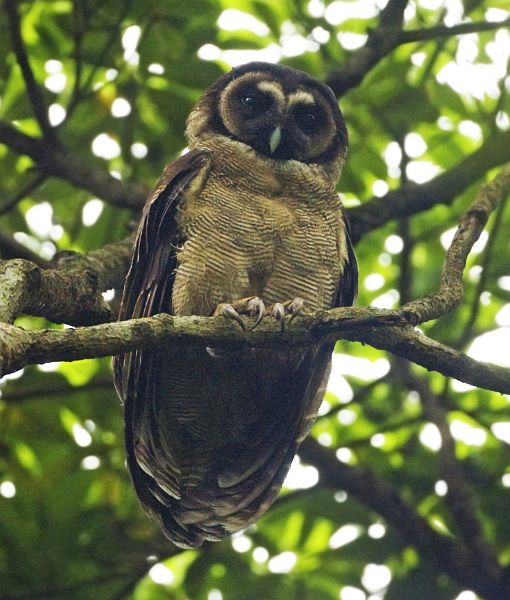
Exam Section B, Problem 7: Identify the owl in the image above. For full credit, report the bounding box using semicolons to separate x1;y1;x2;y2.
113;62;358;548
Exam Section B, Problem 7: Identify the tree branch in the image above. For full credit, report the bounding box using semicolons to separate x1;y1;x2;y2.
4;0;57;143
349;131;510;243
400;368;501;583
399;18;510;44
2;113;509;243
0;233;134;326
1;168;508;393
456;191;508;346
326;7;510;98
299;437;507;600
325;0;409;97
0;121;147;210
400;162;510;324
1;308;509;392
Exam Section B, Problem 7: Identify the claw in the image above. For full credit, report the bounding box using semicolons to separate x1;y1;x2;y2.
271;302;286;332
266;297;304;331
286;297;304;323
214;303;246;331
247;298;266;330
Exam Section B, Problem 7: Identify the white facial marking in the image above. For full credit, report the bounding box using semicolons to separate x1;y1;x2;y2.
256;80;285;107
288;91;316;107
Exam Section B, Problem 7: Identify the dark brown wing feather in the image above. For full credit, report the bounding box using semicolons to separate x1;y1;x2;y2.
113;149;208;397
112;149;211;543
335;207;358;308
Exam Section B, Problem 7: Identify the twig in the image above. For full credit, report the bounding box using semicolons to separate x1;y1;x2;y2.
399;18;510;44
0;172;47;216
4;0;57;143
65;1;134;122
400;163;510;325
457;192;509;346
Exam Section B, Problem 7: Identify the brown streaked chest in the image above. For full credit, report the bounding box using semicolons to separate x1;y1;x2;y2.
173;147;344;314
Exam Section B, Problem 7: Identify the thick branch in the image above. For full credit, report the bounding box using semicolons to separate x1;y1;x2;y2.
0;121;147;210
299;437;507;600
1;166;509;389
0;258;111;325
349;131;510;243
0;234;134;326
1;308;509;393
401;163;510;324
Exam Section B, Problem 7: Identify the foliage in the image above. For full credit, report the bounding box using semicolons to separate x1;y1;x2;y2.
0;1;510;599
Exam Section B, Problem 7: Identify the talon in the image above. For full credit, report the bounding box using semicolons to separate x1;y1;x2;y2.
271;302;286;332
247;298;266;330
286;297;304;322
214;303;246;331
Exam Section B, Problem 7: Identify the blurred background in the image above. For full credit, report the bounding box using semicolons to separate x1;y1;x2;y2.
0;1;509;598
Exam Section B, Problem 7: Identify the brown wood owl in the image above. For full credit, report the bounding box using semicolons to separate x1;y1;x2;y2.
113;62;358;548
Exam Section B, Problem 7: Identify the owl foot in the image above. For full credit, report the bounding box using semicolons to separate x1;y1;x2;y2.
213;297;266;331
267;297;304;331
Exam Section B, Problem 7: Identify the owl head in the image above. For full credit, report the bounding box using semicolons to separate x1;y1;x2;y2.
186;62;348;172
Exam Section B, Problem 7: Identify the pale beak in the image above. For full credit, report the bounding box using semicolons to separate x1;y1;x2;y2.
269;126;282;154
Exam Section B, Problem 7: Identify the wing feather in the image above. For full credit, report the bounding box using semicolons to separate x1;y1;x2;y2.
112;150;210;540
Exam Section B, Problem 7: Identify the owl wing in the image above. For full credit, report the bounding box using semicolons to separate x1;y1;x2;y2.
112;149;211;530
162;208;360;545
336;210;358;307
113;149;209;398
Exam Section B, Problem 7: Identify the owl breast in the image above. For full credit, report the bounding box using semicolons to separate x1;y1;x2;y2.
171;142;346;318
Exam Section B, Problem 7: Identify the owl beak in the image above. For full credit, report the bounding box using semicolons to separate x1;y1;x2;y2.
269;126;282;154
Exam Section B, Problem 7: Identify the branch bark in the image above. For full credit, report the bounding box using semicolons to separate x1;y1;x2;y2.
1;308;509;393
400;162;510;324
0;234;134;325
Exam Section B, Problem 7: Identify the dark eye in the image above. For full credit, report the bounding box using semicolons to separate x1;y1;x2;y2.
241;95;260;109
295;108;319;133
239;93;272;113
